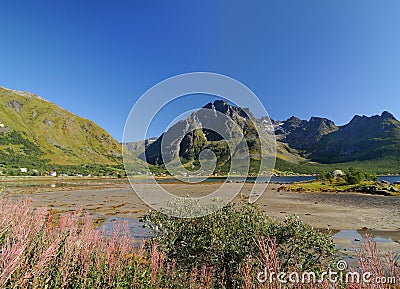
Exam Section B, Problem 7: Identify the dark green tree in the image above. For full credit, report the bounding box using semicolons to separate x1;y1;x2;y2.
345;167;363;184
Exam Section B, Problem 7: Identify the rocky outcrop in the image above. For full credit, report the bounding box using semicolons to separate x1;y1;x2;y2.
7;100;23;112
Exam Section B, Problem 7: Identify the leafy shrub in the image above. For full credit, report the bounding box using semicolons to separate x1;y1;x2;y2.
318;171;334;182
364;172;378;181
345;167;364;185
145;201;337;286
345;167;378;184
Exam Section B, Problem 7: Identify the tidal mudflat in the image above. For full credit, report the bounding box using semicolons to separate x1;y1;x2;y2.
2;179;399;258
3;181;399;228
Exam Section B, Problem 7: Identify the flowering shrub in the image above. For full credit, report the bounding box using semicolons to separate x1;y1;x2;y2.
0;197;213;288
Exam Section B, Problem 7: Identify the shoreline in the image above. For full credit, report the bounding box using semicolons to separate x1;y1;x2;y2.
1;174;399;182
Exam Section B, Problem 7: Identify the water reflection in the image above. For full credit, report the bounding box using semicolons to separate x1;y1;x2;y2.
333;229;400;268
98;217;154;244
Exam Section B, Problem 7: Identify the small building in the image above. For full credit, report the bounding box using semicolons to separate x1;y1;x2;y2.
49;170;57;177
332;169;344;178
20;168;28;173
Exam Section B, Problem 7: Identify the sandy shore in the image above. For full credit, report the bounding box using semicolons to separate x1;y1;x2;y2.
2;181;400;232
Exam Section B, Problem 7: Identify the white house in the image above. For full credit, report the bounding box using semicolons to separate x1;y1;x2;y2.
20;168;28;173
49;170;57;177
333;169;344;178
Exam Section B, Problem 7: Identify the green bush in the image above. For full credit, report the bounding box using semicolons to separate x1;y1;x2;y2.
318;171;334;182
364;171;378;181
145;201;336;286
344;167;378;184
345;167;364;184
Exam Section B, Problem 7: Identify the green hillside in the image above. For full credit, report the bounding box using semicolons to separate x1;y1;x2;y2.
0;86;122;167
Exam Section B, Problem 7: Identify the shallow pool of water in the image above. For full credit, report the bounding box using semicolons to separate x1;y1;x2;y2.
98;217;153;241
333;229;400;268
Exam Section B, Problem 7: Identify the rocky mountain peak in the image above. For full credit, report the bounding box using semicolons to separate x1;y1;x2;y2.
348;114;364;124
381;111;395;120
347;111;398;128
308;117;337;131
280;115;338;149
203;100;252;119
309;116;333;123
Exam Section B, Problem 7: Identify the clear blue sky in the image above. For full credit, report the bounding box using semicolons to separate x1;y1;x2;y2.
1;1;399;141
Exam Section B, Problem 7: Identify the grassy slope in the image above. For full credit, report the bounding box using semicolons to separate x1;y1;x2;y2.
275;156;400;175
0;86;122;166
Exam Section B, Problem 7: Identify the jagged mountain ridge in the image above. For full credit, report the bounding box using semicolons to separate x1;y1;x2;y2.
274;111;400;164
307;111;400;163
139;100;400;170
276;116;338;149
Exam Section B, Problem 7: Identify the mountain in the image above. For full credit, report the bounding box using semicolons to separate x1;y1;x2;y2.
136;100;400;174
0;86;122;166
140;100;303;174
277;116;338;149
140;100;266;173
307;111;400;163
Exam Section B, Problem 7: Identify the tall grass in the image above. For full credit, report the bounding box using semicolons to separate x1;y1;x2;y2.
0;197;398;288
0;197;212;288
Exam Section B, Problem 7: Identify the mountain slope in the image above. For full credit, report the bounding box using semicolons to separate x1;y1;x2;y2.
141;100;262;167
0;86;122;166
279;117;338;149
140;100;292;174
309;111;400;163
136;100;399;174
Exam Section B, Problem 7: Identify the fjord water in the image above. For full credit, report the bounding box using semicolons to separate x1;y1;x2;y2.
155;175;399;183
1;175;399;189
378;175;400;183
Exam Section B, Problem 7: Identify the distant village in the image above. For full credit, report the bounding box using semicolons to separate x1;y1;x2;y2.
0;167;125;178
0;168;64;177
